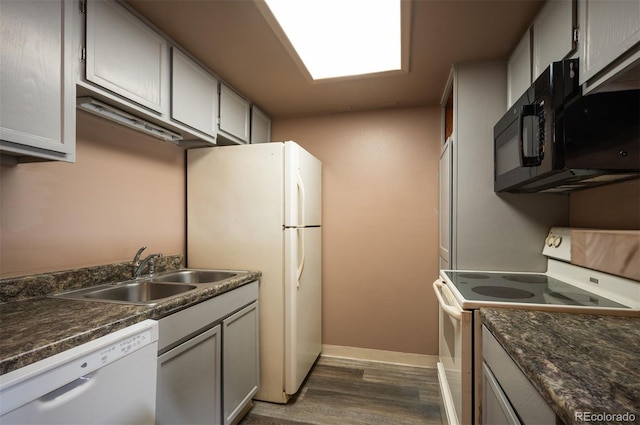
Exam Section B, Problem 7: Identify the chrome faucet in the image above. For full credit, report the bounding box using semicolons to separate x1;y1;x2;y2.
132;246;164;278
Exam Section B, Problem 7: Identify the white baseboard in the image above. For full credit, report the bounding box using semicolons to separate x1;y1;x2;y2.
321;344;439;368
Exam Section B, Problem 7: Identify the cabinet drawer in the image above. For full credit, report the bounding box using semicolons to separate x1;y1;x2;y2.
158;281;258;352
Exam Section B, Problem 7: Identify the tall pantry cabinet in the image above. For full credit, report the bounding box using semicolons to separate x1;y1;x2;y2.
439;62;568;272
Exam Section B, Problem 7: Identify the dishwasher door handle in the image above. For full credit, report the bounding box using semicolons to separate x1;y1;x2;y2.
38;371;97;405
433;279;463;320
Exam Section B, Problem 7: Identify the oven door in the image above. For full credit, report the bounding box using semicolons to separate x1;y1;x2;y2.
433;279;473;425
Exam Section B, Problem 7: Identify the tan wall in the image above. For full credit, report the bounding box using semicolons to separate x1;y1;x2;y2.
272;106;441;356
570;179;640;230
0;111;186;278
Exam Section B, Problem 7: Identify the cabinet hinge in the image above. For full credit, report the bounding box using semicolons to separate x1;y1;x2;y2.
79;0;86;14
573;28;580;44
79;47;86;63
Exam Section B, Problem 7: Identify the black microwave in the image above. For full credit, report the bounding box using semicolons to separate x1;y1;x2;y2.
494;59;640;194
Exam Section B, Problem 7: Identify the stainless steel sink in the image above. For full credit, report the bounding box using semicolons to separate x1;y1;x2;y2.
83;281;197;303
50;269;240;305
51;280;197;305
150;269;237;284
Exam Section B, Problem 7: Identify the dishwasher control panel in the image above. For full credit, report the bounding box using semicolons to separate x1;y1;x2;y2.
97;329;153;367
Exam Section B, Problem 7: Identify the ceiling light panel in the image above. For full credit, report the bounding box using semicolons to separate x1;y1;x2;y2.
264;0;402;80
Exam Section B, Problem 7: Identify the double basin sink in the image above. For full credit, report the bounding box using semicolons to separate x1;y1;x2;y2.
51;269;237;306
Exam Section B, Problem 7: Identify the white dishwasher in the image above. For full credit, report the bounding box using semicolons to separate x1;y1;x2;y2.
0;319;158;425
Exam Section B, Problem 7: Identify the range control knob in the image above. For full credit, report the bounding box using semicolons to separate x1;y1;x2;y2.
545;235;554;246
553;236;563;247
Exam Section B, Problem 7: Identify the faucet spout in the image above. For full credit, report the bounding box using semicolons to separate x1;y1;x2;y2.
131;246;163;278
132;246;147;277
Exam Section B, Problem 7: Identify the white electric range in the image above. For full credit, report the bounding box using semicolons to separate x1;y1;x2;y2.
433;227;640;425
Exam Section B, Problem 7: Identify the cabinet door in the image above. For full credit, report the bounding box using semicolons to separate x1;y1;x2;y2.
85;0;166;113
171;48;218;137
580;0;640;88
219;84;251;144
223;302;259;425
507;30;531;108
532;0;575;80
250;106;271;144
0;0;75;162
439;137;452;269
157;325;222;425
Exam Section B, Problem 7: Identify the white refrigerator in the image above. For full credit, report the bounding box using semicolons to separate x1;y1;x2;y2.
187;141;322;404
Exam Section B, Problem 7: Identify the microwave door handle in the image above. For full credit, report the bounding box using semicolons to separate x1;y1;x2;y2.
518;104;543;167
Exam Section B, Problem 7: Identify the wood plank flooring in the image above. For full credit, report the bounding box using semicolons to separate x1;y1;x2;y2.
239;356;445;425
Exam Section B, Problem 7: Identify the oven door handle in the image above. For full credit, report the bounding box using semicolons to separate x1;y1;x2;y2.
433;279;462;320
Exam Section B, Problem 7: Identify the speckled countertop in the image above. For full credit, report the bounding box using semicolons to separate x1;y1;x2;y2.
481;308;640;425
0;270;261;376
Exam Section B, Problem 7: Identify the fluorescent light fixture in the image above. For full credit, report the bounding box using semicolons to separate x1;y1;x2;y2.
77;97;183;144
264;0;402;80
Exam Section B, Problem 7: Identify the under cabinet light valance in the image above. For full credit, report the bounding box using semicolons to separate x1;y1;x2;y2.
77;97;183;144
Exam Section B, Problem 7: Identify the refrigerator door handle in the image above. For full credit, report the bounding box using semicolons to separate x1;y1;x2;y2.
297;172;306;226
296;228;305;288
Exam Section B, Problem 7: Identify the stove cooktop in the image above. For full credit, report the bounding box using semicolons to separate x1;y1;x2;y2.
443;271;629;308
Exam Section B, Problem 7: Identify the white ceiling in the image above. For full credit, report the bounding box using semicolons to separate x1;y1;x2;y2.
126;0;544;118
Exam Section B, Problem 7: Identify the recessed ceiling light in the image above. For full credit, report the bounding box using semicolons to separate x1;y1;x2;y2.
263;0;404;81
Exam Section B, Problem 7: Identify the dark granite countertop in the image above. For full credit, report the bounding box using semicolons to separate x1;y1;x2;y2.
0;270;261;376
481;308;640;425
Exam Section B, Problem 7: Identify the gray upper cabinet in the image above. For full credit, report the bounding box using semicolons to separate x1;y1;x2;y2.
171;48;218;138
85;0;167;113
579;0;640;93
507;30;532;108
219;84;251;144
506;0;575;109
0;0;76;163
250;106;272;144
532;0;575;81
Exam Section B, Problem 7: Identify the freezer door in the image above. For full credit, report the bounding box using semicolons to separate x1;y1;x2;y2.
284;141;322;227
284;227;322;395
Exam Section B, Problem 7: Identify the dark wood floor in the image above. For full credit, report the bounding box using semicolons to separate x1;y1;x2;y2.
239;356;445;425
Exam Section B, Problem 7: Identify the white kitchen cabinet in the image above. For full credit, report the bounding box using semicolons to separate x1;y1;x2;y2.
85;0;168;113
439;137;452;270
440;63;568;272
507;29;532;108
171;48;219;138
579;0;640;93
532;0;575;80
0;0;75;163
157;325;222;425
219;84;251;144
223;301;260;425
77;0;219;146
506;0;575;109
250;106;272;144
156;281;259;425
